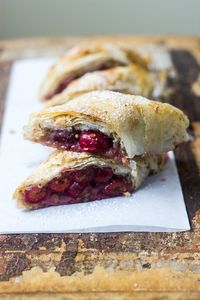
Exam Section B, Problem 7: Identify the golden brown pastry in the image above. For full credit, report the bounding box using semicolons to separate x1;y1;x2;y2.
24;91;189;161
39;43;149;100
13;150;166;210
46;65;154;107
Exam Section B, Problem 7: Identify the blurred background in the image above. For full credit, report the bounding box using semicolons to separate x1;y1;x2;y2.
0;0;200;40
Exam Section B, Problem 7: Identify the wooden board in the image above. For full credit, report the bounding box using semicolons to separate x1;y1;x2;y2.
0;36;200;300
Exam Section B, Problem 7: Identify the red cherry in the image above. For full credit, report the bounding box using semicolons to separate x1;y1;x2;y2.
51;129;77;145
49;177;70;192
70;168;95;184
81;185;92;198
94;168;113;184
25;186;46;203
103;178;130;197
56;77;75;94
68;182;86;198
79;130;112;153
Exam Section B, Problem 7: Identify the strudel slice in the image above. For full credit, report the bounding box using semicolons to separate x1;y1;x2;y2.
39;44;149;100
14;151;166;210
24;91;189;162
46;65;154;107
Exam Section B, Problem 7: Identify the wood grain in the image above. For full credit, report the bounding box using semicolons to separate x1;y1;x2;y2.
0;36;200;299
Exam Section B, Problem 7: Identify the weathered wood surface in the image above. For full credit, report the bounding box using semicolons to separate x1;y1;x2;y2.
0;36;200;299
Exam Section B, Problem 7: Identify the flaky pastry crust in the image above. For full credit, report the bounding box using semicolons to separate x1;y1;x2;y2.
39;43;149;100
46;65;154;107
24;91;189;159
13;150;166;209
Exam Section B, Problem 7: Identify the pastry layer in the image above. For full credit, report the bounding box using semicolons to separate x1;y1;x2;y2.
24;91;189;160
14;151;166;210
39;43;149;100
46;65;154;107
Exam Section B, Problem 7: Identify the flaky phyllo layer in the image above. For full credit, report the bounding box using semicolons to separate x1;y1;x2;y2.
45;65;154;107
39;43;149;100
14;151;166;209
24;91;189;161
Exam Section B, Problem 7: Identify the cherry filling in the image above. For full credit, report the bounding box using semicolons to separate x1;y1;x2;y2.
79;130;112;153
54;76;79;96
47;129;123;161
24;166;132;208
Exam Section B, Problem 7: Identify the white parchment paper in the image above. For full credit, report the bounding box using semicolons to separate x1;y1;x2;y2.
0;59;190;233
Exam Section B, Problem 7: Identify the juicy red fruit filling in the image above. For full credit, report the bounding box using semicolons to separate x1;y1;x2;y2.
49;129;123;160
54;76;78;96
24;166;132;208
79;130;112;153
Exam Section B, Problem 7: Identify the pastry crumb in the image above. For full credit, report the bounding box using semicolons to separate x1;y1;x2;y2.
9;129;16;134
161;178;166;181
124;192;131;197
